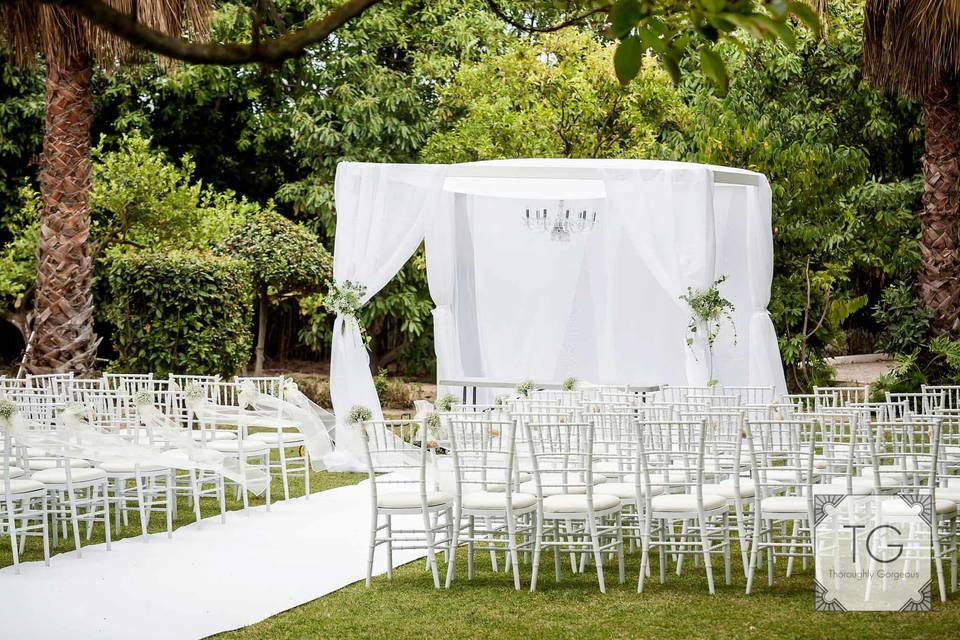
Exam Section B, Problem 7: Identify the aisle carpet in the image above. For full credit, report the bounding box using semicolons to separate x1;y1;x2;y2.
0;479;425;640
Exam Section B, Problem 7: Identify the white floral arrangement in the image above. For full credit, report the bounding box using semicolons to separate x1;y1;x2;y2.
0;398;18;429
133;390;154;408
348;404;372;425
561;377;577;391
436;394;457;412
494;395;509;407
515;380;535;398
324;280;366;317
422;412;441;448
184;383;206;403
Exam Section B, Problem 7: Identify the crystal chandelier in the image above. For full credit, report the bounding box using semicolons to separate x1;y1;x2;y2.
524;200;598;242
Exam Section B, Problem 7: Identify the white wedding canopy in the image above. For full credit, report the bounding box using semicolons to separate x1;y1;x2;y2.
328;159;787;460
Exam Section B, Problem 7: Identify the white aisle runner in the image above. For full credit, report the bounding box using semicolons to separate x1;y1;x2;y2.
0;479;425;640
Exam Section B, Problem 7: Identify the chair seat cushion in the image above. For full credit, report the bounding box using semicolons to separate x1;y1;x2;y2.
651;493;726;512
702;482;754;499
829;475;900;492
31;467;107;485
760;496;809;514
765;469;819;482
207;440;270;454
28;458;92;471
2;478;45;494
519;473;606;496
860;466;909;484
247;431;304;445
465;471;531;493
594;482;665;499
937;487;960;503
2;466;25;480
377;491;452;509
99;461;169;474
461;491;536;511
190;430;237;442
881;498;957;516
543;493;620;513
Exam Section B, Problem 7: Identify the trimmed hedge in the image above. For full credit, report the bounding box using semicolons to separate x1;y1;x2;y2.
104;252;254;376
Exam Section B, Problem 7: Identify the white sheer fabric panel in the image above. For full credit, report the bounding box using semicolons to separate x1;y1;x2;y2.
711;185;753;386
745;177;788;394
329;163;448;466
601;167;715;385
425;192;463;382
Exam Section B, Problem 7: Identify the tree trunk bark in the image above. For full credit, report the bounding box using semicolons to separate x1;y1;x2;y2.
920;80;960;339
255;289;268;375
26;49;100;373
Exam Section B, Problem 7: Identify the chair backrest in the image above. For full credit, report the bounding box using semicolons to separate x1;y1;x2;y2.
744;418;818;505
868;419;940;495
922;385;960;412
82;389;135;435
446;413;519;497
103;372;154;395
522;419;597;500
885;392;928;419
234;375;286;398
725;385;776;405
637;419;708;502
359;419;433;503
814;385;870;410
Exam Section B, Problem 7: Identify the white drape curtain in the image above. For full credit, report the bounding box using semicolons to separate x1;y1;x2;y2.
329;163;448;466
745;177;788;395
601;166;716;386
424;193;463;381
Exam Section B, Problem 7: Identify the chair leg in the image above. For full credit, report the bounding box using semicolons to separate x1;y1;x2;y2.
589;518;606;593
700;518;715;595
422;509;441;589
279;444;290;501
5;497;20;574
166;472;174;538
530;513;543;593
507;512;521;591
366;509;378;588
617;512;626;585
102;483;112;551
135;471;149;540
445;508;461;588
41;494;50;566
385;514;394;581
67;486;82;559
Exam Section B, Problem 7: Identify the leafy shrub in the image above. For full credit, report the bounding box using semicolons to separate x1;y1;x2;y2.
103;252;253;376
873;283;932;355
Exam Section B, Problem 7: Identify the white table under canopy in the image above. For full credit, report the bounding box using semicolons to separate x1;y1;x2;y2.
329;159;787;440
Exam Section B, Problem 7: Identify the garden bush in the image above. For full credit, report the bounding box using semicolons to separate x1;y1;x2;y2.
104;252;253;376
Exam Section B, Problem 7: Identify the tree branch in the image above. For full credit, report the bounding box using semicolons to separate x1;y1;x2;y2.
14;0;386;65
483;0;608;33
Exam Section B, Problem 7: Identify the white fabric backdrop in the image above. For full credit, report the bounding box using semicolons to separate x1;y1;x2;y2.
329;159;788;455
329;163;448;469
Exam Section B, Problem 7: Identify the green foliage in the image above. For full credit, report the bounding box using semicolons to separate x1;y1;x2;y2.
0;51;43;227
91;131;256;256
217;210;331;297
680;276;736;349
667;1;922;389
422;30;688;162
103;252;254;376
607;0;819;91
873;283;932;355
0;187;39;311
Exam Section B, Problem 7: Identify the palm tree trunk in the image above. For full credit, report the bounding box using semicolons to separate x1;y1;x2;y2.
255;289;268;375
919;80;960;339
26;49;100;373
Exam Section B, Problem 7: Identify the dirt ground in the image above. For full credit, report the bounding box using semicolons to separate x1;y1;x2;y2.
827;354;896;386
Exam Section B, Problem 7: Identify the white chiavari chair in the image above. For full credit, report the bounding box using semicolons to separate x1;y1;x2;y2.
444;413;536;589
725;386;776;405
873;419;957;600
1;400;50;573
923;385;960;413
637;419;731;594
522;417;624;593
360;418;453;589
744;418;817;593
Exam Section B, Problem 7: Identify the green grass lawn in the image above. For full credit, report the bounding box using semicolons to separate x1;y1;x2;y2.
6;460;960;640
213;543;960;640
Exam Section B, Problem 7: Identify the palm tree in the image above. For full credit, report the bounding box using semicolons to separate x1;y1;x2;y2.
864;0;960;339
0;1;209;373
